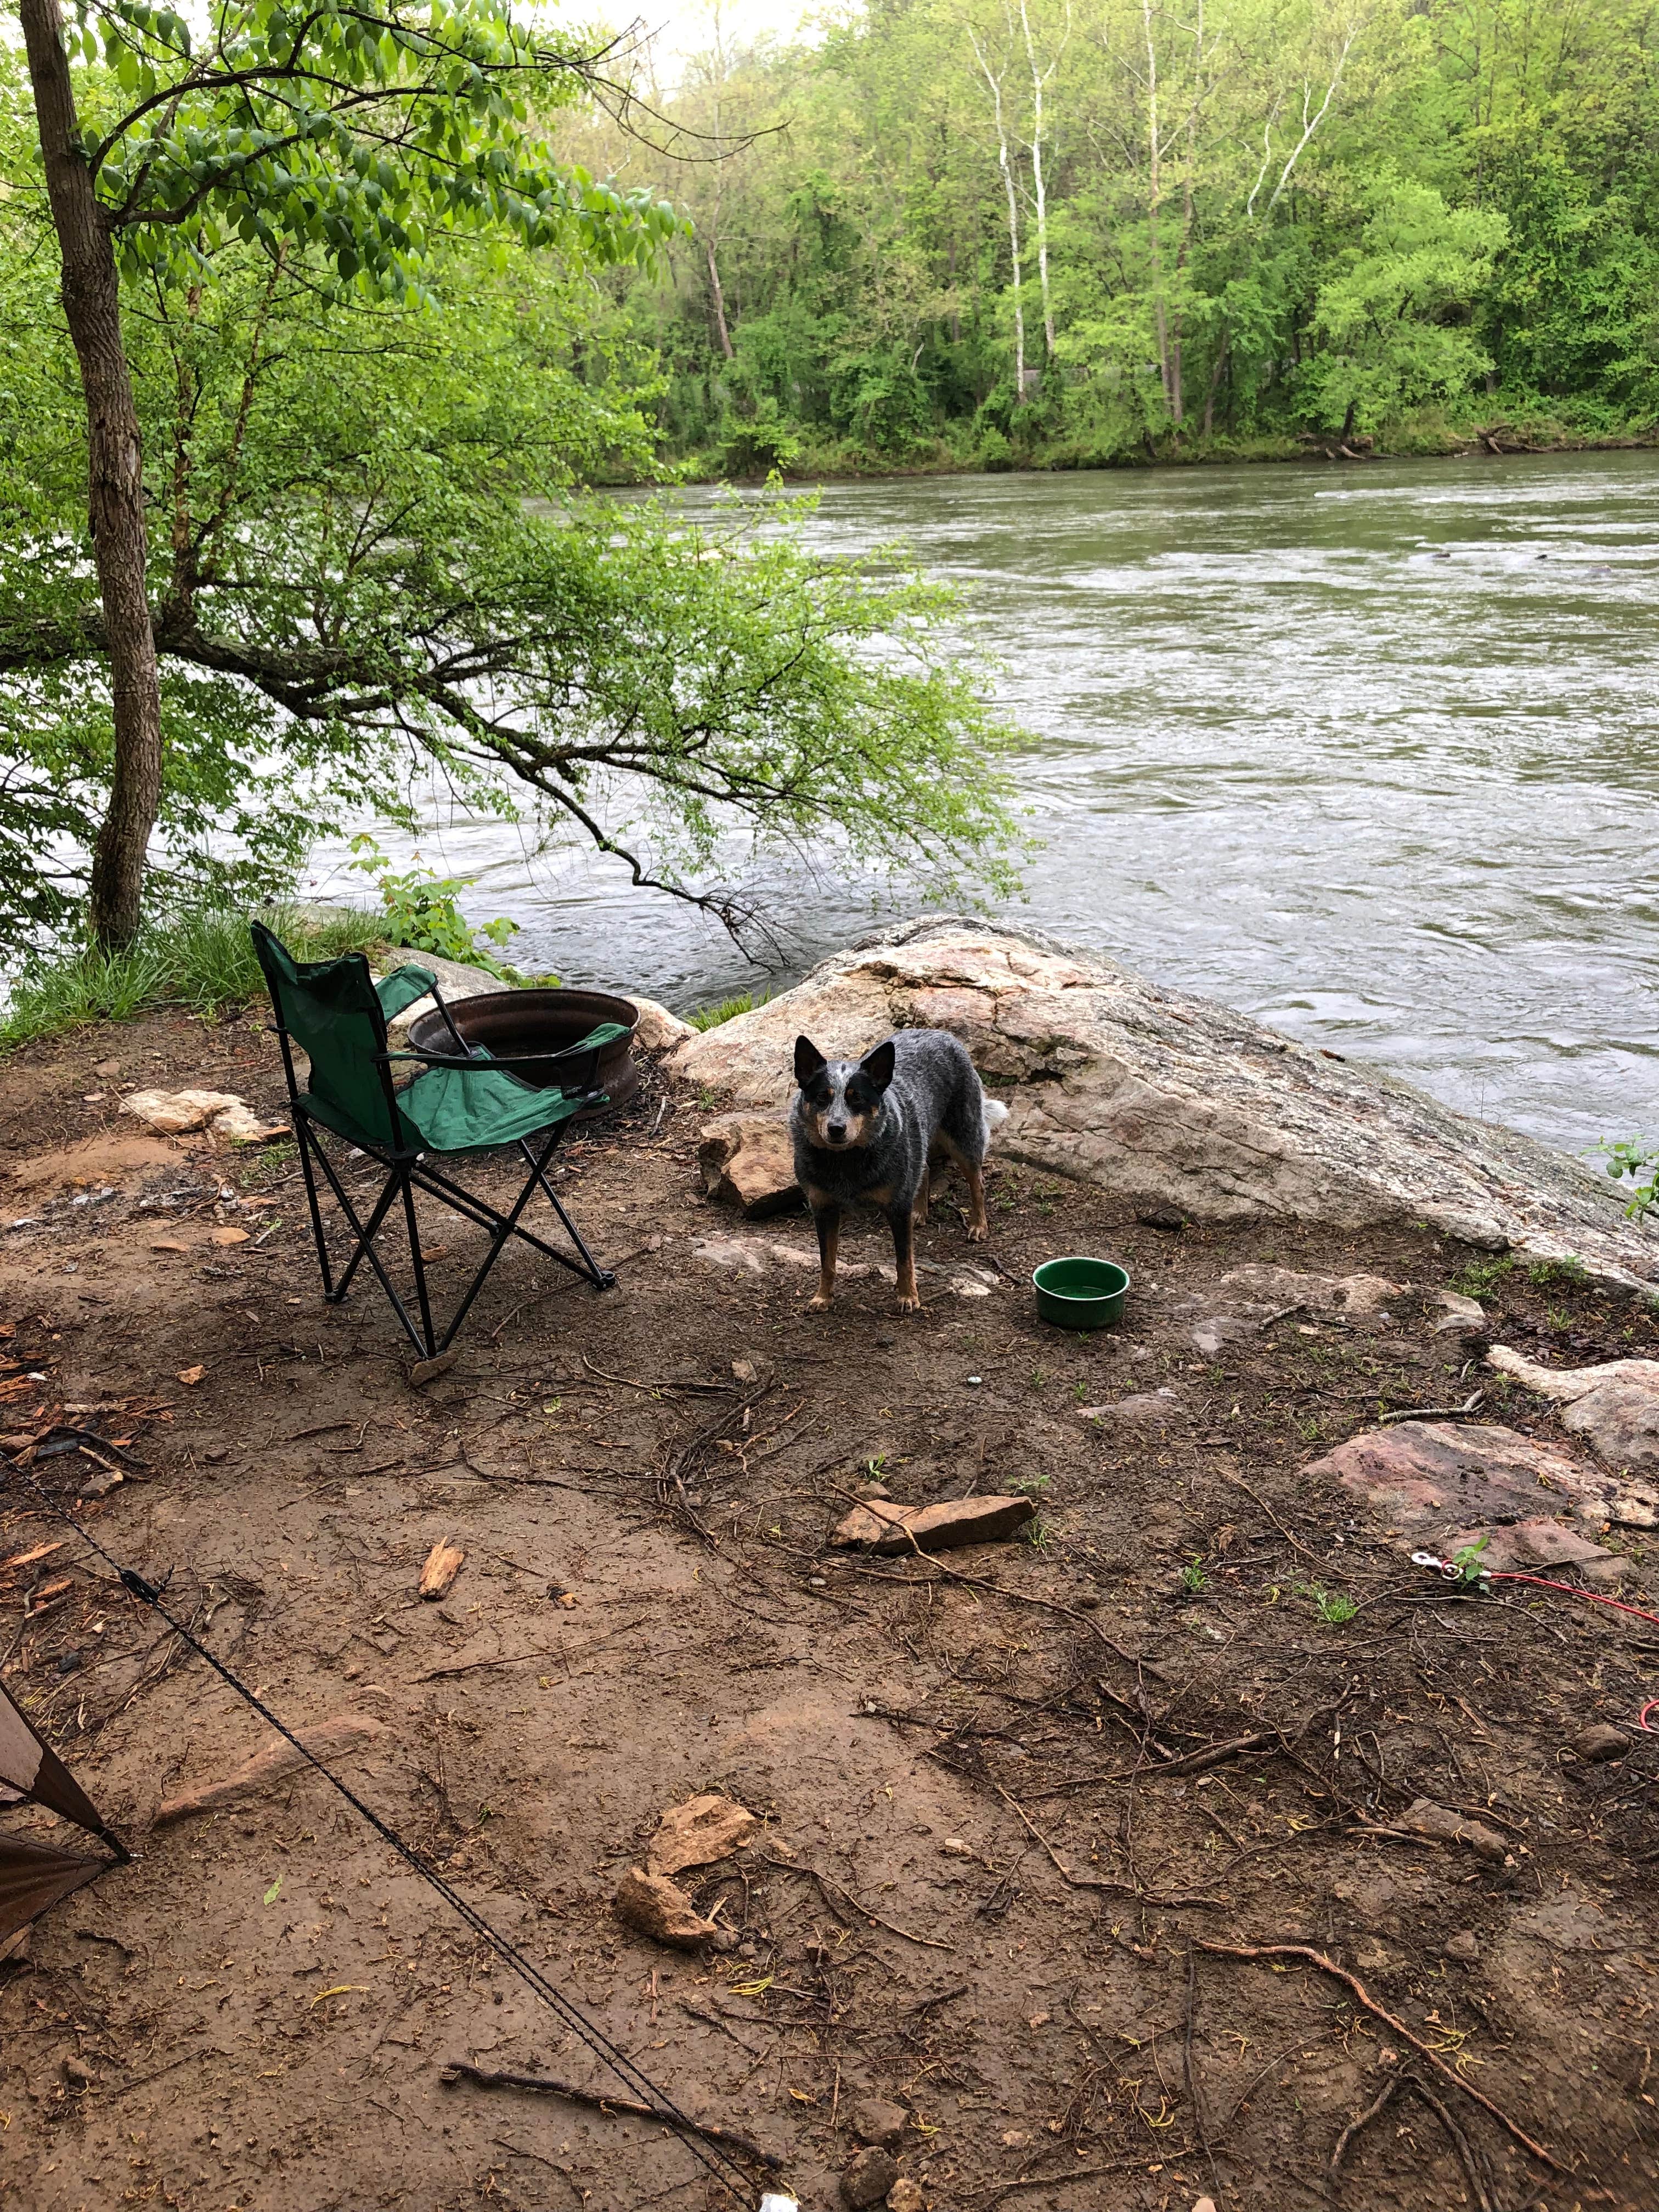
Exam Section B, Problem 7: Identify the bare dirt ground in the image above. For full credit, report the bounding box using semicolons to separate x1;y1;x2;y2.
1;1006;1656;2212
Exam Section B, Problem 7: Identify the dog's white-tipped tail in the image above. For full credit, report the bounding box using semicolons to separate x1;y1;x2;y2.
983;1097;1009;1144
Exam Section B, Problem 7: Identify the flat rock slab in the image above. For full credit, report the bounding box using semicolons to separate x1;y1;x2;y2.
1487;1346;1659;1482
646;1793;757;1877
1307;1421;1632;1584
830;1494;1036;1554
672;916;1659;1286
698;1114;802;1217
1445;1514;1633;1587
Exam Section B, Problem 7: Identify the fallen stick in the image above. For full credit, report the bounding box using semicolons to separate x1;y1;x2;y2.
438;2059;782;2170
991;1781;1223;1910
1195;1939;1562;2170
154;1713;387;1826
1329;2072;1403;2172
1104;1729;1278;1783
1379;1390;1484;1426
760;1852;953;1951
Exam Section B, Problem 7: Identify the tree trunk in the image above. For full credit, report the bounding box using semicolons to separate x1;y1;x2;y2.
1019;0;1059;359
970;33;1025;400
1142;0;1171;416
703;235;735;359
20;0;161;952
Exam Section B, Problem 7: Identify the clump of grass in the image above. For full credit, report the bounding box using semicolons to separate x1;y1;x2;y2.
689;988;771;1032
1527;1255;1589;1289
0;902;390;1051
1451;1252;1515;1298
1296;1579;1357;1626
1178;1555;1208;1595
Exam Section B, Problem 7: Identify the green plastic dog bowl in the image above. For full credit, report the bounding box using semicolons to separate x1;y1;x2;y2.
1032;1255;1130;1329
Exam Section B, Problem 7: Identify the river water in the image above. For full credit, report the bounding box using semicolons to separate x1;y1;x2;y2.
308;450;1659;1155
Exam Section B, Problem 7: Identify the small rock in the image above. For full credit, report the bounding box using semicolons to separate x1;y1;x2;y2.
62;2055;95;2087
1570;1723;1628;1763
1434;1290;1486;1334
839;2147;899;2209
698;1115;802;1218
120;1086;245;1135
731;1358;758;1383
646;1793;758;1877
888;2183;926;2212
1443;1930;1480;1962
1192;2199;1218;2212
613;1867;719;1949
628;995;696;1052
1137;1203;1186;1231
1400;1798;1510;1864
848;2096;907;2149
209;1226;250;1247
939;1838;974;1858
176;1363;206;1386
1610;1495;1657;1528
829;1494;1035;1555
874;1333;896;1348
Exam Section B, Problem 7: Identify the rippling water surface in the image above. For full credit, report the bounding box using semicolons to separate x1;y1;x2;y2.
309;450;1659;1153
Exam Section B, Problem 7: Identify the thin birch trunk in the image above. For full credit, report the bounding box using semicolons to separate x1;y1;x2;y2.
970;30;1026;397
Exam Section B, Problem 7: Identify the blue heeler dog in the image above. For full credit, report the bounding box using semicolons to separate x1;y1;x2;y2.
790;1030;1009;1312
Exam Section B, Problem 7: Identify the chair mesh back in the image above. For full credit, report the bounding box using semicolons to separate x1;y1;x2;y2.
250;923;400;1148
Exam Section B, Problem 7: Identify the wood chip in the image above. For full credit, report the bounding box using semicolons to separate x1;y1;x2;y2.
418;1538;466;1600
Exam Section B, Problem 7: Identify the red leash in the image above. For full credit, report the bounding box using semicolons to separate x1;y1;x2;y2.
1413;1552;1659;1730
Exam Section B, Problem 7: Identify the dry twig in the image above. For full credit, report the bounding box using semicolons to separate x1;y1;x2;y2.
1197;1939;1562;2169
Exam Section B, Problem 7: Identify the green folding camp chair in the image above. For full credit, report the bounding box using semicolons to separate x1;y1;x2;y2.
251;922;622;1360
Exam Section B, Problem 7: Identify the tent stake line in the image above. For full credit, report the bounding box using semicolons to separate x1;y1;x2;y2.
8;1472;765;2205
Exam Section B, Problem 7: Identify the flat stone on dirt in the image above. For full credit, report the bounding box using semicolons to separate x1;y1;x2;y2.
120;1087;246;1135
829;1494;1036;1554
839;2147;899;2209
848;2096;908;2149
613;1866;719;1949
1444;1930;1480;1961
1447;1514;1632;1587
646;1793;757;1877
1309;1419;1616;1533
698;1114;802;1217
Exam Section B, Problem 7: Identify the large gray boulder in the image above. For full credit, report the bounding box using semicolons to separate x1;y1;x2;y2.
670;916;1659;1288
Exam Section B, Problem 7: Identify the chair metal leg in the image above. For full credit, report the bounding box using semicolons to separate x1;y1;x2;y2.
293;1114;336;1298
517;1133;613;1289
400;1169;438;1358
300;1136;431;1357
436;1125;569;1352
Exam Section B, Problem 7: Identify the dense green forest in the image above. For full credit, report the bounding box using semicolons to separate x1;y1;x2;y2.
572;0;1659;473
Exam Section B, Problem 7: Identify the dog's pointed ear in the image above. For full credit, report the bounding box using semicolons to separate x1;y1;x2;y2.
794;1035;827;1086
859;1039;897;1094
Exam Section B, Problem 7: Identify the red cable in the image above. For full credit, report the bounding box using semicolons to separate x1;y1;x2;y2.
1641;1701;1659;1734
1482;1570;1659;1633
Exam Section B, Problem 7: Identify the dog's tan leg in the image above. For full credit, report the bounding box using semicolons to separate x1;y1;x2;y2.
808;1205;841;1311
964;1160;989;1243
890;1207;920;1312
